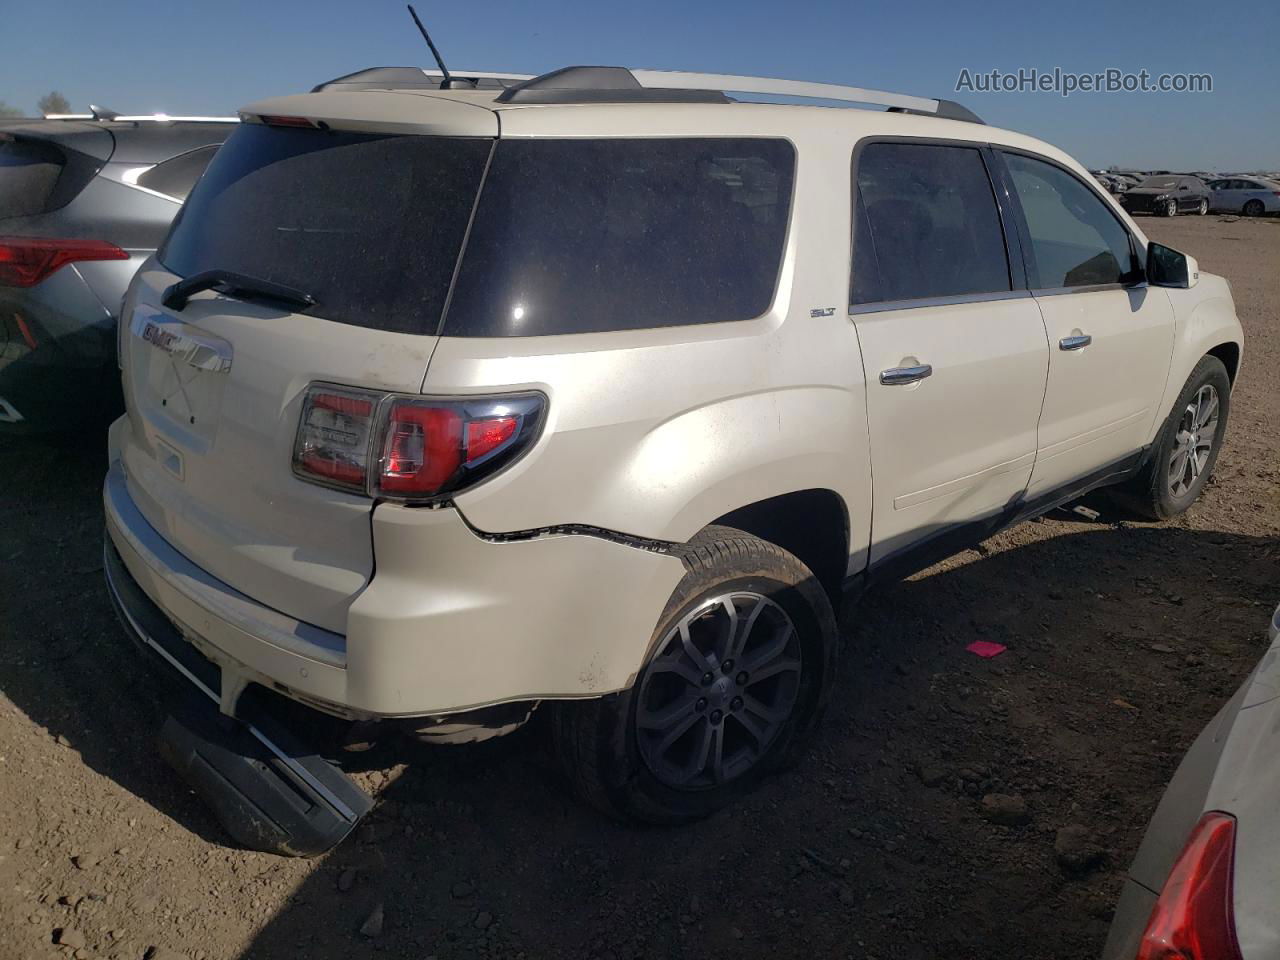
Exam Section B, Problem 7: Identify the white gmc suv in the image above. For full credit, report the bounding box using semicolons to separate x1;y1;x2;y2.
104;65;1244;825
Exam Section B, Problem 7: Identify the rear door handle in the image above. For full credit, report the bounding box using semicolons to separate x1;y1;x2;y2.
879;364;933;386
1059;334;1092;351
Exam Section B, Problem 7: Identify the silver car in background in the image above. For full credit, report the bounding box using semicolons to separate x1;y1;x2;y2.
1104;603;1280;960
0;111;235;431
1207;177;1280;217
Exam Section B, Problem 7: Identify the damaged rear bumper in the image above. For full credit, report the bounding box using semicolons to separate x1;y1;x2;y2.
103;458;685;720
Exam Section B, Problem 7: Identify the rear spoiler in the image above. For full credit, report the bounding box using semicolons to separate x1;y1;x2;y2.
240;90;500;138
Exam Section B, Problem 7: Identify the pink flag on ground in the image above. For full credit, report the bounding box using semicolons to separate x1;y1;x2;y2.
966;640;1007;658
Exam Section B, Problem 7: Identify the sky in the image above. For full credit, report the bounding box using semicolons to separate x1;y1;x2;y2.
2;0;1277;171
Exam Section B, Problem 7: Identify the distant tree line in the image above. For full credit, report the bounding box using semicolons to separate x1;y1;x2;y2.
0;91;73;118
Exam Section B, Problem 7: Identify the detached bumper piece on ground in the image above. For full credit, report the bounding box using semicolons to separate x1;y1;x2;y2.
104;539;373;856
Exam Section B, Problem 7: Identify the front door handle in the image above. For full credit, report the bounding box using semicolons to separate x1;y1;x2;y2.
1059;334;1092;351
879;363;933;386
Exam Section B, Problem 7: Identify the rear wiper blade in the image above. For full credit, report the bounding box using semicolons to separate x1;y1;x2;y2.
161;269;316;312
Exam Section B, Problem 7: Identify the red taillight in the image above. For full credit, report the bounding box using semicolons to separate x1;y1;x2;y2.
293;387;379;493
292;384;545;501
378;404;464;494
465;416;519;461
1136;812;1242;960
0;236;128;288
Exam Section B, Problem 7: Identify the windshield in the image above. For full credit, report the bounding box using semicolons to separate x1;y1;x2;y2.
160;125;491;334
1136;177;1178;190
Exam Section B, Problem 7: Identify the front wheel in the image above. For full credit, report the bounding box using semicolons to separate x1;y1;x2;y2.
1243;199;1265;217
1164;199;1179;217
1124;356;1231;520
551;525;837;824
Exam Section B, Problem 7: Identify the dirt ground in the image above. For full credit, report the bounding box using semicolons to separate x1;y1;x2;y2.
1;214;1277;960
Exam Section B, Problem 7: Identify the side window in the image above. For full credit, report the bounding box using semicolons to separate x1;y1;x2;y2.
136;145;220;201
851;142;1010;305
445;137;795;336
1002;152;1135;289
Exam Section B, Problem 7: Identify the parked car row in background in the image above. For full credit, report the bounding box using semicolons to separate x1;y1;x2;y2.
1091;167;1280;217
0;110;235;430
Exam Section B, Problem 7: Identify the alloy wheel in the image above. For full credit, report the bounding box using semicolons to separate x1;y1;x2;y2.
636;592;801;789
1168;383;1219;498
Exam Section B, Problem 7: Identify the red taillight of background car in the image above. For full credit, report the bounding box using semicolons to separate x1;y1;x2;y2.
1135;812;1242;960
292;384;545;501
0;236;129;288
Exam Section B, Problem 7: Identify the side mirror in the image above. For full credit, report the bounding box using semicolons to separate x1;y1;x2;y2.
1147;242;1200;289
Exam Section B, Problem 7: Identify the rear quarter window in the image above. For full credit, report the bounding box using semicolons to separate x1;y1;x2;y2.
136;144;221;200
0;138;65;219
442;137;795;337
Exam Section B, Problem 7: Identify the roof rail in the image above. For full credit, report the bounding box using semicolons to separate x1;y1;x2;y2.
41;112;237;124
111;114;239;122
312;66;533;93
496;66;983;122
495;66;730;105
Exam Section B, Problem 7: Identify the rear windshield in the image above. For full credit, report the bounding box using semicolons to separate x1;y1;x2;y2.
160;125;491;334
160;129;794;338
0;138;65;220
443;138;795;337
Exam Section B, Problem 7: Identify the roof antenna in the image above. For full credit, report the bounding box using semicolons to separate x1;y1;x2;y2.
406;5;453;89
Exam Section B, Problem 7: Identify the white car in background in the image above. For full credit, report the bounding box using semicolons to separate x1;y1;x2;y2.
1207;177;1280;216
102;63;1246;836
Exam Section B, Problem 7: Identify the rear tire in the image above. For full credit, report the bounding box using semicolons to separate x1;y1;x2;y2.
1122;356;1230;520
551;525;837;824
1197;198;1208;215
1243;199;1265;217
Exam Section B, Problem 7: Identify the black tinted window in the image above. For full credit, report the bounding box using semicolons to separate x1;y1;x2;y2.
849;193;881;305
0;138;64;219
851;142;1010;305
444;138;794;337
160;125;490;334
137;145;220;200
1002;153;1134;288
